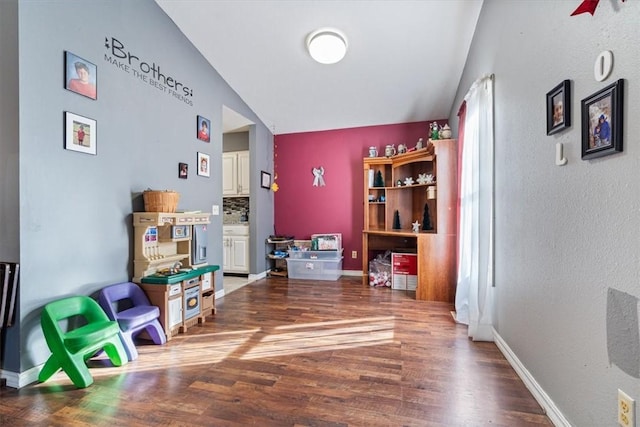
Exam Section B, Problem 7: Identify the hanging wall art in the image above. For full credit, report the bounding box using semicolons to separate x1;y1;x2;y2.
64;112;97;155
196;115;210;142
64;51;97;100
546;80;571;135
178;162;188;179
571;0;626;17
581;79;624;160
312;167;325;186
197;152;210;177
261;171;272;189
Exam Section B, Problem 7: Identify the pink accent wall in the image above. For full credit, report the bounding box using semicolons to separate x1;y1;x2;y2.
274;120;446;270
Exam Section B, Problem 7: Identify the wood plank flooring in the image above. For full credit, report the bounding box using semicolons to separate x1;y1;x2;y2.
0;276;552;426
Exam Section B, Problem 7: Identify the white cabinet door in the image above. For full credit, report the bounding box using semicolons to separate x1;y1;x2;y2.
201;272;212;291
222;153;237;195
222;151;249;196
223;226;248;274
230;236;249;273
168;296;183;329
237;151;250;195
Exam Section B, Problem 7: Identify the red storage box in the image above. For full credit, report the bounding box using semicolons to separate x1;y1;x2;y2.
391;253;417;291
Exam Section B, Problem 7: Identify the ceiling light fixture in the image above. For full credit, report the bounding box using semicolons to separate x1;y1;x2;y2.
306;28;348;65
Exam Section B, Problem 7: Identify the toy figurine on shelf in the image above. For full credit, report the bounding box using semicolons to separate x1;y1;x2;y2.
393;210;401;230
430;122;439;140
422;204;433;230
374;170;385;188
416;138;424;150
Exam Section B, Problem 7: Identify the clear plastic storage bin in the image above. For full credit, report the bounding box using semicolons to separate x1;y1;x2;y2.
286;258;343;281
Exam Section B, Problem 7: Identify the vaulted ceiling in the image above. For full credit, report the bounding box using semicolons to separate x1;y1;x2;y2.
156;0;484;135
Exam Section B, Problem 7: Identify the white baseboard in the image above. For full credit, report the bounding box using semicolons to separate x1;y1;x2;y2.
1;365;40;389
493;329;570;427
249;271;266;282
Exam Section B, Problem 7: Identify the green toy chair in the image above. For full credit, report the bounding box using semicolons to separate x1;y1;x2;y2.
38;295;128;388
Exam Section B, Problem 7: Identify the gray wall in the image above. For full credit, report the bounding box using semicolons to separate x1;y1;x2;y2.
2;0;273;376
223;131;249;152
451;2;639;426
248;124;275;274
221;129;274;273
0;0;21;375
0;0;20;263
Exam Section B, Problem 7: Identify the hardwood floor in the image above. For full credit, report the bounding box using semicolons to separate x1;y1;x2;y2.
1;276;552;426
222;274;250;295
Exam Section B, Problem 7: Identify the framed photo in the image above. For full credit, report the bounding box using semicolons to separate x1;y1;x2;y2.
64;51;97;100
581;79;624;160
546;80;571;135
64;112;96;155
197;152;210;177
261;171;272;189
197;115;210;142
178;162;188;179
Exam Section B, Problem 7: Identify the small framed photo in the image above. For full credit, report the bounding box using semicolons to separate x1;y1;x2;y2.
546;80;571;135
197;152;210;177
64;112;96;155
64;51;97;100
261;171;272;189
581;79;624;160
178;162;188;179
197;115;210;142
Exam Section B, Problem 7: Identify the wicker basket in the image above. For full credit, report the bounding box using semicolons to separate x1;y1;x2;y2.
143;190;180;213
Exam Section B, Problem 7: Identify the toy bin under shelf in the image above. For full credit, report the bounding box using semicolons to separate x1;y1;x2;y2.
286;257;343;281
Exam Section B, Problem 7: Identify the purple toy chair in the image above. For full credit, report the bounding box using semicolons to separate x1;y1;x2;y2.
98;282;166;361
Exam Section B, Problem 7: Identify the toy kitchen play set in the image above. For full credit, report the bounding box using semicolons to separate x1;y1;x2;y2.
132;211;219;341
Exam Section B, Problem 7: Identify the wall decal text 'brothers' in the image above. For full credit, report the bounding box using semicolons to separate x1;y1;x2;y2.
104;36;194;106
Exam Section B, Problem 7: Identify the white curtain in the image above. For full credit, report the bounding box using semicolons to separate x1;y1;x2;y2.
455;74;495;341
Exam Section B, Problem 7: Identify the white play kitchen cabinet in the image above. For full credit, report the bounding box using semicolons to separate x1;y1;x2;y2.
222;151;250;196
223;224;249;273
132;211;218;341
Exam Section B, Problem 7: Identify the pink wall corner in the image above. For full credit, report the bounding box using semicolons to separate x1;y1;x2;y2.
273;120;447;271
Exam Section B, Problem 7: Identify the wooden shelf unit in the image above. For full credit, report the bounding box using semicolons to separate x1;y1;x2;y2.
266;238;293;277
362;140;457;302
364;156;391;231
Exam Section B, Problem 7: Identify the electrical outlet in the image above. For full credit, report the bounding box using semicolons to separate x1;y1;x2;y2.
212;205;219;215
618;389;635;427
352;250;357;259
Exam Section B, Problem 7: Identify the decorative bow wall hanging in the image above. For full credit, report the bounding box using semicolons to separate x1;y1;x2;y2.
571;0;625;16
312;167;326;187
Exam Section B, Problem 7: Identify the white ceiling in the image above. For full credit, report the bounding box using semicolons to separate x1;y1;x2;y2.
156;0;484;135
